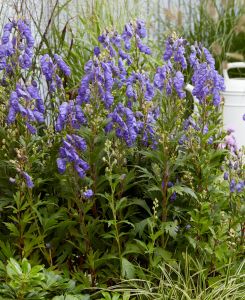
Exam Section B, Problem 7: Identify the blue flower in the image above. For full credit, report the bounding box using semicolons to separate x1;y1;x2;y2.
106;104;138;147
224;172;229;180
7;83;44;132
57;158;66;174
54;54;71;76
136;20;147;38
136;37;151;55
230;179;236;193
83;189;93;198
170;191;177;202
40;54;55;81
173;71;186;99
22;171;34;188
235;181;244;193
57;134;89;179
55;101;86;131
94;46;101;56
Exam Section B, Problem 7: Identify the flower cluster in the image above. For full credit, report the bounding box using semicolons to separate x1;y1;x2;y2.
219;128;238;153
154;58;186;98
163;36;187;69
0;19;34;75
105;103;138;146
229;179;244;193
7;81;44;134
77;59;118;108
57;134;89;178
17;19;34;70
40;54;70;92
126;72;155;104
190;45;225;106
55;100;86;131
136;108;159;148
97;19;151;64
222;130;244;194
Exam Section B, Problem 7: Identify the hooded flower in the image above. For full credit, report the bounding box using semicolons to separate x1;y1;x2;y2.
7;83;44;133
57;134;89;178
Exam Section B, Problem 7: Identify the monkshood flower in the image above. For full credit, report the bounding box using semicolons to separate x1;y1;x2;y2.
178;134;187;145
94;46;101;57
57;134;89;178
77;58;125;108
189;45;225;106
98;29;122;59
207;137;213;144
163;36;187;69
183;116;199;131
54;54;71;76
136;19;147;38
136;109;158;148
2;22;13;44
118;49;132;65
126;72;155;102
83;189;93;199
170;191;177;201
235;181;244;193
173;71;186;99
17;19;34;69
40;54;55;81
154;61;185;98
224;172;229;180
136;36;151;55
189;45;198;67
154;61;172;91
105;103;138;146
27;80;45;114
191;62;225;106
40;53;70;92
7;82;44;134
97;19;151;64
17;19;34;48
161;181;176;201
0;19;34;72
22;171;34;188
230;179;236;193
55;100;86;131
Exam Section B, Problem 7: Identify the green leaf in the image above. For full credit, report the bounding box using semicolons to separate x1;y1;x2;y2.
163;222;179;239
6;258;22;277
4;223;19;237
186;236;197;249
121;257;135;279
170;185;197;200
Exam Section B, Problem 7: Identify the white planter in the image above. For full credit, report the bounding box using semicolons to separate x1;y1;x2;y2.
222;62;245;148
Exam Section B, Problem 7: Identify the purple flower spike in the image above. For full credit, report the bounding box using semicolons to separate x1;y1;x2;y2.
22;171;34;188
57;158;66;173
94;46;101;56
54;53;71;76
40;54;55;81
173;71;186;99
136;20;147;38
224;172;229;180
57;134;89;179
